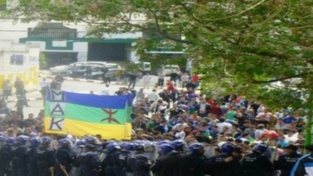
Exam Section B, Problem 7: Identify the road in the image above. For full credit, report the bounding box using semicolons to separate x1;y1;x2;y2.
6;75;171;118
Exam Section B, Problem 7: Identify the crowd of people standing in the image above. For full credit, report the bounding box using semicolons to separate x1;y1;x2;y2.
0;70;311;176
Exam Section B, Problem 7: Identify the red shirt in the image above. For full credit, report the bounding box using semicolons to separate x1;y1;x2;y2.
192;74;199;82
210;105;222;117
167;81;174;88
207;98;215;106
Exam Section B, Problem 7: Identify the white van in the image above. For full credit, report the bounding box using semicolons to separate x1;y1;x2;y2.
135;62;151;74
163;65;180;76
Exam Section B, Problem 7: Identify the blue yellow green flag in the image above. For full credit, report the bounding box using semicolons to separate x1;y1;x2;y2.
44;90;134;140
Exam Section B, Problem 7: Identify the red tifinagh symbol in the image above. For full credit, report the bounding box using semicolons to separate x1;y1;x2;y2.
100;108;120;124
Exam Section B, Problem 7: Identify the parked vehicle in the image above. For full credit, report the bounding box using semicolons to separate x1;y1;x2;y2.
137;62;151;74
83;63;125;80
49;61;107;75
162;65;180;76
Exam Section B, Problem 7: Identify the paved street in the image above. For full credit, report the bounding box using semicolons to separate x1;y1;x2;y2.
5;75;170;118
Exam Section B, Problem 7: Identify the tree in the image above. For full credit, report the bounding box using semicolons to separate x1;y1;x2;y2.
4;0;313;144
39;53;47;69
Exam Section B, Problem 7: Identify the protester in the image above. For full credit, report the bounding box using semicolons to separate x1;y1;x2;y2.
157;69;165;88
128;73;137;89
147;89;159;105
40;78;49;105
2;79;12;100
101;84;110;95
180;72;190;88
104;71;113;84
0;71;309;176
142;73;152;89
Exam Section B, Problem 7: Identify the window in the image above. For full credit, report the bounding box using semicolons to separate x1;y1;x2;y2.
10;55;24;65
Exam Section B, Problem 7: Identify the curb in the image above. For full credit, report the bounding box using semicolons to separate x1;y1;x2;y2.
40;74;124;85
40;74;201;91
7;97;43;103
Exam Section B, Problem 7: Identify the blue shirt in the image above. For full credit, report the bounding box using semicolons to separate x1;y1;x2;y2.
282;116;296;124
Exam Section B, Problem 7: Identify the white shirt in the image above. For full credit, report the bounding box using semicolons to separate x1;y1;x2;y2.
199;104;206;112
40;80;49;88
254;129;267;140
149;101;168;112
102;87;110;95
158;72;165;79
173;123;189;130
284;133;299;143
216;122;232;133
181;74;190;82
142;75;151;82
175;131;186;140
147;92;159;102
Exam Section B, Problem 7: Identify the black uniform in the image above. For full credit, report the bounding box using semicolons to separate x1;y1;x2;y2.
112;150;124;176
208;153;242;176
186;153;207;176
119;150;133;175
274;152;302;176
129;153;151;176
241;151;273;176
0;144;13;176
152;151;193;176
36;146;55;176
27;146;39;176
78;151;101;176
11;145;28;176
104;151;116;175
54;146;74;176
150;156;163;176
97;149;107;176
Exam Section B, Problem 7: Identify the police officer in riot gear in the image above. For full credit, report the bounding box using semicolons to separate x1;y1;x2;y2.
104;142;122;176
97;141;109;176
11;135;29;176
241;144;273;176
128;143;151;176
150;143;174;176
274;144;302;176
0;137;14;176
27;137;41;176
54;138;74;176
207;143;242;176
77;136;101;176
0;136;8;176
36;136;55;176
71;139;86;176
120;143;135;176
170;139;185;153
186;143;207;176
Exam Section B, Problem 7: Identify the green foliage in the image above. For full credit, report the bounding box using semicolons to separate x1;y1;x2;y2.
4;0;313;111
39;53;47;69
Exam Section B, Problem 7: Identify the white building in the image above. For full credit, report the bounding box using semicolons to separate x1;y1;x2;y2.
0;40;40;91
0;19;142;67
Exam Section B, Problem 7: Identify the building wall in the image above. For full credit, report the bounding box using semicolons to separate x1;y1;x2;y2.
0;19;142;63
0;40;40;92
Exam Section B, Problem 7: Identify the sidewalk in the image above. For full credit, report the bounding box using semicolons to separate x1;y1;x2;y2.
39;74;156;87
40;74;124;85
6;91;43;103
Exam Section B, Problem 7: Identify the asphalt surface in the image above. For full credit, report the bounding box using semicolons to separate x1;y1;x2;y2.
6;75;171;118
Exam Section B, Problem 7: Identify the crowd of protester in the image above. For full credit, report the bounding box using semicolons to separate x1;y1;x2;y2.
0;74;310;176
